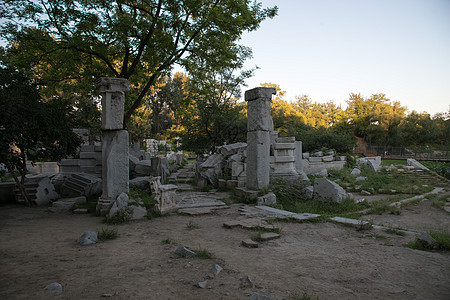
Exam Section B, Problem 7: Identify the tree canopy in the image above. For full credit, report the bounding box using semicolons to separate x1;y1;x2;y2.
0;0;277;127
0;60;81;205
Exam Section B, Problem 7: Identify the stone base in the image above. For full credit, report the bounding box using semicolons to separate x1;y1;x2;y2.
271;172;299;184
96;198;114;215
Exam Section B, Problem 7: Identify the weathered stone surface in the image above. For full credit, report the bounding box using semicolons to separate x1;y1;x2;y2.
313;178;347;203
322;155;334;162
100;130;129;201
197;280;208;289
77;231;98;246
302;186;314;200
246;131;270;190
294;141;303;172
217;142;247;157
48;200;76;213
134;160;152;176
150;176;177;214
311;168;328;177
355;176;368;182
242;239;259;248
417;232;437;249
175;246;196;258
256;192;276;206
259;232;280;241
308;156;323;163
129;176;152;190
96;77;129;130
129;205;147;220
15;175;59;206
407;159;430;171
200;153;224;185
312;151;324;157
351;168;361;175
45;282;63;293
302;152;310;159
358;157;381;172
249;292;275;300
231;161;245;178
246;99;274;132
108;192;129;217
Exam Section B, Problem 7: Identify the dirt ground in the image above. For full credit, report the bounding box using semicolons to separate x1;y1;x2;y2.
1;192;449;300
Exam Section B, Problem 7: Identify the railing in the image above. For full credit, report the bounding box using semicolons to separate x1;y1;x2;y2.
353;144;449;160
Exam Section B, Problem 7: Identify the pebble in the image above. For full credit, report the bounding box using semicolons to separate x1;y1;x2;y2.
45;282;63;293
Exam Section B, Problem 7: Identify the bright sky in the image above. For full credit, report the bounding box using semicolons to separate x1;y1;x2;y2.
239;0;450;115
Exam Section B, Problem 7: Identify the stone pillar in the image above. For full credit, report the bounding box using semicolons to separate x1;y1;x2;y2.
245;87;276;190
95;77;130;215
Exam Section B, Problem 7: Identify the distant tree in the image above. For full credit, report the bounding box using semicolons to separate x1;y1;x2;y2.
1;0;277;127
0;62;81;205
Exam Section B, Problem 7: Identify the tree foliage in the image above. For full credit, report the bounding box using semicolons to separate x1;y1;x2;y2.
0;61;81;205
0;0;277;127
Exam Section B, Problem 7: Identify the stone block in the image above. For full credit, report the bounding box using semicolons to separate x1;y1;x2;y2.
257;192;276;206
313;178;347;203
295;141;303;172
312;151;323;157
322;155;334;162
129;176;152;190
242;239;258;248
134;160;152;176
302;152;310;159
100;130;129;201
275;136;295;143
231;161;245;177
217;142;247;157
244;87;276;102
274;143;295;150
77;231;98;246
96;77;129;130
407;158;430;171
308;157;322;163
49;200;75;213
246;131;270;190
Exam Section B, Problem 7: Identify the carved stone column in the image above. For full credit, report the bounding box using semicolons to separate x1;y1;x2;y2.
244;87;276;190
95;77;130;215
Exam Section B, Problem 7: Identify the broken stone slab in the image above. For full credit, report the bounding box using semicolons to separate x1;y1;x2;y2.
312;151;324;157
197;280;208;289
311;168;328;177
255;205;321;221
407;159;430;171
175;246;196;258
242;239;259;248
129;176;152;190
134;160;152;176
17;174;59;206
322;155;334;162
330;216;372;229
223;220;242;229
48;200;76;213
256;192;276;206
77;231;98;246
302;186;314;200
313;178;347;203
129;205;147;220
217;142;247;157
308;156;323;163
259;232;280;241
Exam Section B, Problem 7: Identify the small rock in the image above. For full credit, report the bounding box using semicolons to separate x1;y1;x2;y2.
77;231;98;246
73;208;88;214
223;220;241;229
197;280;208;289
247;275;255;288
101;294;113;297
355;176;368;182
45;282;63;293
242;239;258;248
417;232;437;249
361;190;371;196
259;232;280;241
175;246;196;258
351;168;361;175
131;266;145;271
213;264;223;276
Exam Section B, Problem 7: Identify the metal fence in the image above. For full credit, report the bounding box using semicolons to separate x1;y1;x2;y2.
353;144;450;160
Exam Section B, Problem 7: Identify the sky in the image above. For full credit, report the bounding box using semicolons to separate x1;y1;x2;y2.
239;0;450;115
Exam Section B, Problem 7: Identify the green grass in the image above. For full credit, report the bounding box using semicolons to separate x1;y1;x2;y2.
406;229;450;251
161;238;172;244
381;159;407;166
186;220;199;230
97;227;118;241
104;209;131;225
73;192;101;215
192;248;214;259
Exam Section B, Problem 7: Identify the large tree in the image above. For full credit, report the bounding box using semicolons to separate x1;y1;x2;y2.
0;0;277;127
0;61;81;205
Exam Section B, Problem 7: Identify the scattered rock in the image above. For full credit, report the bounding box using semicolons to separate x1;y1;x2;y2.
311;168;328;177
48;200;76;213
351;168;361;175
197;280;208;289
407;159;430;171
223;220;241;229
361;190;371;196
44;282;63;293
256;192;276;206
213;264;223;276
302;186;314;200
175;246;196;258
129;205;147;220
77;231;98;246
247;275;256;288
73;208;88;214
129;176;152;190
355;176;368;182
417;232;437;249
242;239;258;248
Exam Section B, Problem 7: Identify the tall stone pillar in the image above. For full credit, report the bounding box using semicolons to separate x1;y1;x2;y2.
95;77;130;215
245;87;276;190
